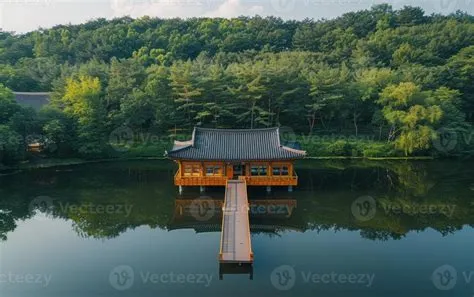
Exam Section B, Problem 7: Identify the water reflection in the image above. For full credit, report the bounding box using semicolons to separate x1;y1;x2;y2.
0;160;473;242
1;160;473;296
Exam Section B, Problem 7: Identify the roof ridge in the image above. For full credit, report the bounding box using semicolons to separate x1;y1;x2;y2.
195;127;279;132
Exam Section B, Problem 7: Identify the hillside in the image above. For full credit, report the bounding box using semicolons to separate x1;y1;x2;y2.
0;4;473;164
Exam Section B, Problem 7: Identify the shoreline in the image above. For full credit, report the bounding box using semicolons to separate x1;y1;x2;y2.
0;156;439;174
0;157;168;175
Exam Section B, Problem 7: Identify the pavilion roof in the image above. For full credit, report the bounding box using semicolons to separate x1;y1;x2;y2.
166;127;306;161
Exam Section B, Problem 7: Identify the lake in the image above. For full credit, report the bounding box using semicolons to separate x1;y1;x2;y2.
0;160;473;297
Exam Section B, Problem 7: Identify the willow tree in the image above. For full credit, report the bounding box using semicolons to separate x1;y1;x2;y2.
378;82;443;156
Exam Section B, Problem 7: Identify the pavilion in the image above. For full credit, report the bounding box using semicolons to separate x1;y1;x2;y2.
166;127;306;192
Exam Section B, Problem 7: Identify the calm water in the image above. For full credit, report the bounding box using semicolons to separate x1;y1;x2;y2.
0;160;473;297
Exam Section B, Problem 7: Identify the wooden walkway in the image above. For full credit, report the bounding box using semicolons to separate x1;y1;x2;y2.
219;179;254;264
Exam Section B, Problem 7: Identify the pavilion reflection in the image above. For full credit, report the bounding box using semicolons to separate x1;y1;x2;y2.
171;195;300;280
170;195;301;234
219;263;254;280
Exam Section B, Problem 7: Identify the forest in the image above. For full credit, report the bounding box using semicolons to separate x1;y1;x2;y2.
0;4;473;166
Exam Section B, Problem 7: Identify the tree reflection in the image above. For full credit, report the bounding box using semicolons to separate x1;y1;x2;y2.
0;161;473;241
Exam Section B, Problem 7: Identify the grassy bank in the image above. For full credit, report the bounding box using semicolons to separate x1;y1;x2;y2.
0;139;438;174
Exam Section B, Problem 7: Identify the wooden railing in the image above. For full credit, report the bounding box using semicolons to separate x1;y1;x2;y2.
174;169;299;186
175;170;228;186
241;171;298;186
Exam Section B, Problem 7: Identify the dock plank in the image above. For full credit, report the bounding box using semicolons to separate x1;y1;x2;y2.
219;180;253;264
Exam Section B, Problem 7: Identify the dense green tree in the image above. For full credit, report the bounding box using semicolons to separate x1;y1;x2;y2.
169;60;203;128
444;46;474;121
56;75;107;156
0;6;473;159
39;106;76;156
0;85;19;124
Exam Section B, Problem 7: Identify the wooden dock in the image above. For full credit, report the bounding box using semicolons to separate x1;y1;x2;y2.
219;179;254;264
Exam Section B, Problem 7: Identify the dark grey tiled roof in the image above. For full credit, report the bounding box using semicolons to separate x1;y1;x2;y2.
14;92;50;111
166;127;306;161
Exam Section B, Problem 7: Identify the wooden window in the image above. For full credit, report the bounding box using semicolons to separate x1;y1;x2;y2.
184;165;192;176
250;164;267;176
206;165;223;176
192;165;200;176
271;164;290;176
184;164;201;177
272;166;282;175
